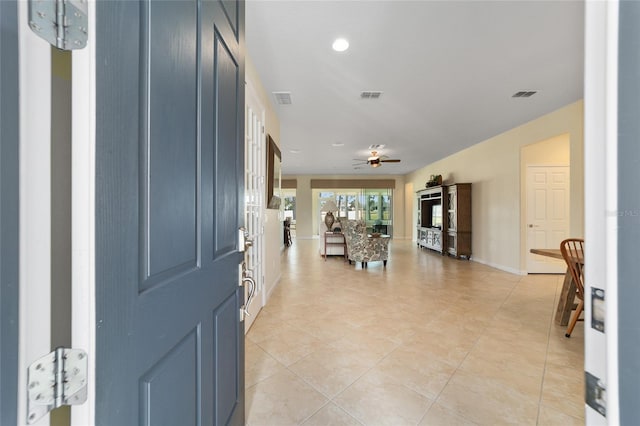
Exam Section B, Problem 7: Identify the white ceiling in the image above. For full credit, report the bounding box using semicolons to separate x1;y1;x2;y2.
245;1;584;176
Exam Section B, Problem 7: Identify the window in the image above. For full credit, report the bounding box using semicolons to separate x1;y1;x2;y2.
284;196;295;220
382;194;391;220
367;194;379;221
315;188;393;235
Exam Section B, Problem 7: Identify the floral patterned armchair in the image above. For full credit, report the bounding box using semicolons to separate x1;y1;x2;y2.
343;220;390;268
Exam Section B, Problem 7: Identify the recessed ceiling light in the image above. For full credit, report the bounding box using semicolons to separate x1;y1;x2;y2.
332;38;349;52
332;142;344;147
289;149;302;154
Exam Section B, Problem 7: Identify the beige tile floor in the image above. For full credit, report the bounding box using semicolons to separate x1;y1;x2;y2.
245;239;584;426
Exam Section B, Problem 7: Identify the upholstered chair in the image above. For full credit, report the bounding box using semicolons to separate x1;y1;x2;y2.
343;220;389;268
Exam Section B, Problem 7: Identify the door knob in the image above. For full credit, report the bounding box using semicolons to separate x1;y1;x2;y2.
238;227;253;251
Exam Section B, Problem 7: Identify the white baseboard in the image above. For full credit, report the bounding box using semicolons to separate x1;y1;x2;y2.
265;272;281;304
472;258;526;275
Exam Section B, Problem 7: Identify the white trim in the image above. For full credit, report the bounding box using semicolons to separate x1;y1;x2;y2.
584;0;619;423
603;2;620;422
70;1;96;424
265;273;281;301
471;258;527;276
18;4;52;425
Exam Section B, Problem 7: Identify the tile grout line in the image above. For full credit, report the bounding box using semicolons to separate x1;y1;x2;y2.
416;277;522;426
535;274;563;425
247;240;584;424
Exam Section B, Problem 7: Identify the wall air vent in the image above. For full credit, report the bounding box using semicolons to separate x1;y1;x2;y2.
512;90;538;98
360;91;383;99
272;91;292;105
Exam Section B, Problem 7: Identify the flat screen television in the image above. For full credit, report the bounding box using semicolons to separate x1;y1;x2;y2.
431;204;442;228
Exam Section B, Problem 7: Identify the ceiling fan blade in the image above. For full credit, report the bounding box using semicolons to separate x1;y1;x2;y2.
380;159;401;163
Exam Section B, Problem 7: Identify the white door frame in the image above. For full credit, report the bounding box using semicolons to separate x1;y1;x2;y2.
18;4;52;425
584;1;619;423
70;1;97;424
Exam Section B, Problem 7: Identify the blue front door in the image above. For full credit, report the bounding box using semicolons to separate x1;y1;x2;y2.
0;0;20;423
94;1;245;424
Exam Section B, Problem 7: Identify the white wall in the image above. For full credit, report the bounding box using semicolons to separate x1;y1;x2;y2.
406;101;584;273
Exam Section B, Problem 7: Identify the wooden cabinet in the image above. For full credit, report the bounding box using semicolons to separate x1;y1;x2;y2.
416;186;445;253
417;227;442;252
446;183;472;258
416;183;471;258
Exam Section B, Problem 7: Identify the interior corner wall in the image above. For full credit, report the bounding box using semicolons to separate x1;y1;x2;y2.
406;100;584;273
404;182;414;240
245;55;281;298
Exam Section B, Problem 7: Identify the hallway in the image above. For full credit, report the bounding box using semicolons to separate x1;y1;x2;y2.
245;239;584;425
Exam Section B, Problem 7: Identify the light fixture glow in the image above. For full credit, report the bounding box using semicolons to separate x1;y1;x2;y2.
332;38;349;52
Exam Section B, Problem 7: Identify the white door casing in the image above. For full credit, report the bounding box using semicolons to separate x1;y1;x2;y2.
18;3;52;424
70;1;97;423
526;165;570;273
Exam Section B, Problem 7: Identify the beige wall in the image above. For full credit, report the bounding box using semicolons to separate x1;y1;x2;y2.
406;100;584;274
285;175;408;240
245;55;282;297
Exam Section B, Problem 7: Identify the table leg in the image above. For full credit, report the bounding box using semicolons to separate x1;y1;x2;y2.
555;267;577;326
324;235;327;261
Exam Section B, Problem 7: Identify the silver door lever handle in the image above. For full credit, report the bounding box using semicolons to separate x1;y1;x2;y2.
242;276;256;318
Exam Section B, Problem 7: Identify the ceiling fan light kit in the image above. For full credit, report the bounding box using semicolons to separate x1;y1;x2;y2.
354;150;402;168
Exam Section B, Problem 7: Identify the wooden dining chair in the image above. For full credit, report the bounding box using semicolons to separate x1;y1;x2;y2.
560;238;585;337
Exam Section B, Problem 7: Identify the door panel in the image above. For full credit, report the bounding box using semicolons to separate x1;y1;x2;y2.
140;329;199;426
213;32;241;258
143;0;199;287
0;1;20;423
94;1;245;424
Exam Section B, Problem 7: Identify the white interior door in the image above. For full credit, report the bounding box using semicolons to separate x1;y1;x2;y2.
244;81;266;332
526;165;570;273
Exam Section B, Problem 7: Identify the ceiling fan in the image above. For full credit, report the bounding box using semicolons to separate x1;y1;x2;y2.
353;151;401;168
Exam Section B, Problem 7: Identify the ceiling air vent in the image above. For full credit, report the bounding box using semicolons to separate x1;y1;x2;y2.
512;90;538;98
368;144;385;150
272;91;292;105
360;91;383;99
